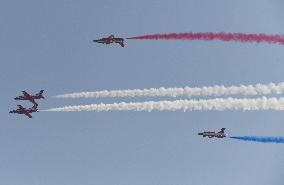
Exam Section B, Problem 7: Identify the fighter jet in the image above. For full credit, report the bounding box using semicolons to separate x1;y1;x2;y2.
198;128;227;138
9;105;38;118
93;35;125;47
15;90;44;105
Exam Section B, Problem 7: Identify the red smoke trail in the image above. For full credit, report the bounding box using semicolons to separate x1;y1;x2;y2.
127;32;284;45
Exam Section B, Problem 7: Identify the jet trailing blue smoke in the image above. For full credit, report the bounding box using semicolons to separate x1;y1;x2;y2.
230;136;284;144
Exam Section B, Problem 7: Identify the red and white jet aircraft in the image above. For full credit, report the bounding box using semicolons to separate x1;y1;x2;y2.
93;35;125;47
9;105;38;118
198;128;227;138
14;90;44;106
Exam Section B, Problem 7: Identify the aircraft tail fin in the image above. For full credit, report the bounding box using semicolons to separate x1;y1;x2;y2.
31;104;38;111
37;90;45;99
218;128;226;133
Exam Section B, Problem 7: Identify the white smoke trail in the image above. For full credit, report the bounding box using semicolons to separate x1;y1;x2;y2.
54;82;284;99
42;97;284;112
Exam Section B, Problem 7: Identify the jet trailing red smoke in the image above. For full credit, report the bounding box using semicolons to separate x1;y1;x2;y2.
127;32;284;45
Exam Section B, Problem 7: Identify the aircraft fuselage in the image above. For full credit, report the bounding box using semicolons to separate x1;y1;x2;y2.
198;128;227;138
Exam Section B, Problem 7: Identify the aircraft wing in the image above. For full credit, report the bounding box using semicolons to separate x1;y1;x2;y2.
113;38;124;47
17;105;24;110
29;98;38;106
24;112;32;118
22;91;30;97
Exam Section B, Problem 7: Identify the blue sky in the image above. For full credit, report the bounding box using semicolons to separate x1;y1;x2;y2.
1;0;284;185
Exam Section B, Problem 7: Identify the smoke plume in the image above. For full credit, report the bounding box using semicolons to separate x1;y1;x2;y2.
54;82;284;99
127;32;284;45
43;97;284;112
230;136;284;143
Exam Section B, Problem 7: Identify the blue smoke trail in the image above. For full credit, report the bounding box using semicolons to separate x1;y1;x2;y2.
230;136;284;144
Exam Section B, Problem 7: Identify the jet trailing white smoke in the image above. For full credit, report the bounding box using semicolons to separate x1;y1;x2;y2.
42;97;284;112
54;82;284;99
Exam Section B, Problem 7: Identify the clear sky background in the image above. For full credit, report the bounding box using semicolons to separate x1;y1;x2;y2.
1;0;284;185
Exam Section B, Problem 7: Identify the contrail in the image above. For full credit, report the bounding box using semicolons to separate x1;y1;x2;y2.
42;97;284;112
127;32;284;45
230;136;284;144
54;82;284;99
